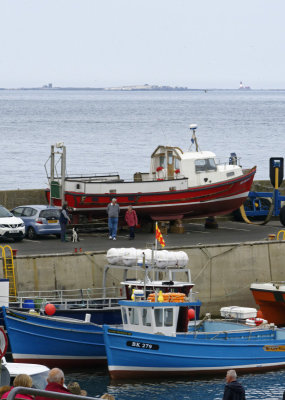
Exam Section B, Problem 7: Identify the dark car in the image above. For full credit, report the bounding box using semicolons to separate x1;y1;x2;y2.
11;205;61;240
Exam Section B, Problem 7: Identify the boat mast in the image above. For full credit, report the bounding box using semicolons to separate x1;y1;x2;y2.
189;124;199;152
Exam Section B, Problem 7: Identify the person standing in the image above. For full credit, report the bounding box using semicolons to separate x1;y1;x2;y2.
223;370;246;400
107;198;120;240
59;203;70;242
125;205;138;240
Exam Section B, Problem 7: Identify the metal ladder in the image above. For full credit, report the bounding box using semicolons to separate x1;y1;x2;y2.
1;245;17;299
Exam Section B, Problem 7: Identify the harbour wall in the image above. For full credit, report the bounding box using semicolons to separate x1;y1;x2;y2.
6;241;285;316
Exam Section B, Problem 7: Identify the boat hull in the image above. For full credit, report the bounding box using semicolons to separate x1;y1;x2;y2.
103;325;285;379
250;284;285;326
46;168;256;220
3;308;106;368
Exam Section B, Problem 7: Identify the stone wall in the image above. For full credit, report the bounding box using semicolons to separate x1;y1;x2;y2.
0;189;47;209
7;241;285;316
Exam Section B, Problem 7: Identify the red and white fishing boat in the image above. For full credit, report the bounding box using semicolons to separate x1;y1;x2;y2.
250;282;285;326
46;125;256;221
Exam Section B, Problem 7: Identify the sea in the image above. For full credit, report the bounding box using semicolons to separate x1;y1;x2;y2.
64;367;285;400
1;89;285;190
3;89;285;398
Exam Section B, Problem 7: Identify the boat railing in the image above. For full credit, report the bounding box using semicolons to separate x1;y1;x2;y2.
7;387;100;400
14;287;122;308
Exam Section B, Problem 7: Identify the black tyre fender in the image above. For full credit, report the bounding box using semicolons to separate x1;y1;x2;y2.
280;205;285;226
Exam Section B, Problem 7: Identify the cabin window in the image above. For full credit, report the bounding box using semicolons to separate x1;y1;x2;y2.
195;159;206;172
128;307;140;325
159;156;166;168
142;308;152;326
207;158;217;171
168;152;173;165
164;308;173;326
154;309;163;327
175;158;180;169
195;158;217;173
122;307;128;324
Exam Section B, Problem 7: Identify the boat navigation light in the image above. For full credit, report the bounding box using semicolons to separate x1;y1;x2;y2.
189;124;197;131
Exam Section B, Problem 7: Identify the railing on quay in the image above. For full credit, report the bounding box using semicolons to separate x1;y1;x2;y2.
7;387;102;400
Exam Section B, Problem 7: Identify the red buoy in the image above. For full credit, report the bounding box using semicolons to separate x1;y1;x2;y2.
45;303;56;316
257;310;263;319
188;308;195;320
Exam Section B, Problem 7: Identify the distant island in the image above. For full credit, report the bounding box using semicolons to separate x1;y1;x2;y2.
1;83;198;91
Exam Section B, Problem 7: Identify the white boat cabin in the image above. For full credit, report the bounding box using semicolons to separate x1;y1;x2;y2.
146;145;243;187
120;300;197;336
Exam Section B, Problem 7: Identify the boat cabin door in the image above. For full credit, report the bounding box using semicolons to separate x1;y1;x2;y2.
167;151;174;179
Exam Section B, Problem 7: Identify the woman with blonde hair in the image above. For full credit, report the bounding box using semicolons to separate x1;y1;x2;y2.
1;374;33;400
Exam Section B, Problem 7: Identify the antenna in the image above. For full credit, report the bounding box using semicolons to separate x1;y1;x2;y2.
189;124;199;152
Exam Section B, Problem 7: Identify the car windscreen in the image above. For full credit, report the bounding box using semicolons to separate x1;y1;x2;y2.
0;206;13;218
39;209;60;219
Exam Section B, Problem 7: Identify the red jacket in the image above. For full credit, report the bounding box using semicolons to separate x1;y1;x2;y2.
125;210;138;227
2;389;33;400
36;382;70;400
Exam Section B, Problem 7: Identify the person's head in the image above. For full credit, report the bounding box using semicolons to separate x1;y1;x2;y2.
47;368;65;386
111;198;117;204
128;205;133;212
13;374;33;388
0;386;11;397
62;203;67;210
67;382;87;396
226;369;237;383
101;394;115;400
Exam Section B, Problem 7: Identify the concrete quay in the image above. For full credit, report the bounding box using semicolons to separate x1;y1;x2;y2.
2;219;285;316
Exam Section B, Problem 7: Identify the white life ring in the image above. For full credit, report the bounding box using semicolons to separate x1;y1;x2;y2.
245;317;267;326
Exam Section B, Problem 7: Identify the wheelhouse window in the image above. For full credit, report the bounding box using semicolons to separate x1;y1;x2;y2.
128;307;140;325
122;307;128;324
164;308;173;326
207;158;217;171
142;308;152;326
195;158;217;173
154;309;163;327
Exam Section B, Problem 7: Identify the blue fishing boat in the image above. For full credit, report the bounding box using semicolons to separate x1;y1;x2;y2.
103;296;285;379
2;307;106;368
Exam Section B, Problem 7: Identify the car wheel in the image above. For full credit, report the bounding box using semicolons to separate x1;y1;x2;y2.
14;237;24;242
27;227;37;240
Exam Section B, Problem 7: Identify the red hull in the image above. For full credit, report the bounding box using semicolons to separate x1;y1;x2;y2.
46;167;256;221
250;287;285;326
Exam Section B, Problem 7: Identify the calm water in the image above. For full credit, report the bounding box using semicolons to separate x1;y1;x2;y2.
65;368;285;400
1;89;285;190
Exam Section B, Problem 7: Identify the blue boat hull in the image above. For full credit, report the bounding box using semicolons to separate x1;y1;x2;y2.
104;324;285;379
3;308;106;368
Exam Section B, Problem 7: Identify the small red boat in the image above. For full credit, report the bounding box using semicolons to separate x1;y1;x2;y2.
46;125;256;222
250;282;285;326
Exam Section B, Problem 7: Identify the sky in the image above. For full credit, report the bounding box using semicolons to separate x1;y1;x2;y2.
1;0;285;89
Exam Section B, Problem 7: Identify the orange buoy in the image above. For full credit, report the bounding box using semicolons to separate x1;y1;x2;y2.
45;303;56;316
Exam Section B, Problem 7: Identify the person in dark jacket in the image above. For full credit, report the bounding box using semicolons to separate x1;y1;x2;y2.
107;198;120;240
36;368;70;400
59;204;70;242
223;370;246;400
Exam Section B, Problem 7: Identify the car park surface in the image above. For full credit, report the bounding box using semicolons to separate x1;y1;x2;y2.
3;218;283;256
